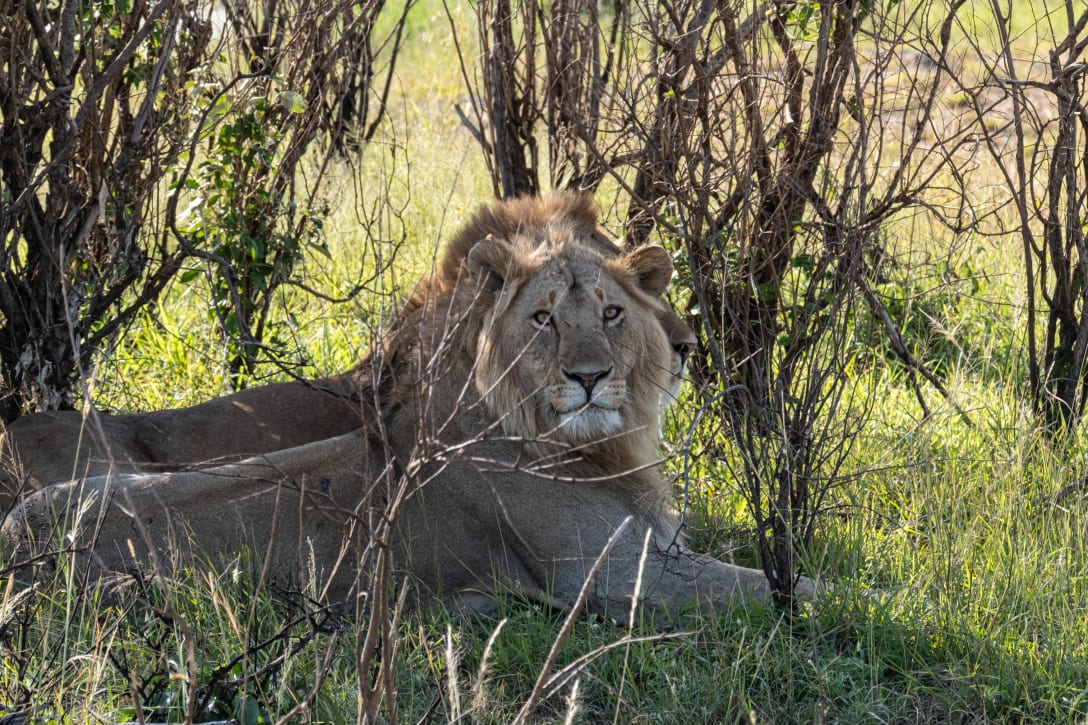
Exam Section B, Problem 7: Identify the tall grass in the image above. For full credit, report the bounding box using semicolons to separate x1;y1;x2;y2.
2;1;1088;723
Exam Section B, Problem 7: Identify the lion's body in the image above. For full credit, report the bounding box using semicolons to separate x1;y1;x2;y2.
2;193;814;619
0;370;369;511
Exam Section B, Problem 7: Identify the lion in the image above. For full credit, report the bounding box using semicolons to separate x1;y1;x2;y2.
0;192;697;514
2;194;815;620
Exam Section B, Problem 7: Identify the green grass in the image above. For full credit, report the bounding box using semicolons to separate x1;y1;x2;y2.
4;1;1088;723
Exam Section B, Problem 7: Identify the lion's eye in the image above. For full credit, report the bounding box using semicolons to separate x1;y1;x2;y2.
603;305;623;323
531;310;552;329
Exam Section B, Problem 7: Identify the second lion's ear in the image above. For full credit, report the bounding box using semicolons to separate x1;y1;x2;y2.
467;235;518;293
624;245;674;297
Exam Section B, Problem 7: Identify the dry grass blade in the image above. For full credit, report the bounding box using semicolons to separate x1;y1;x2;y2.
470;618;508;713
511;516;632;725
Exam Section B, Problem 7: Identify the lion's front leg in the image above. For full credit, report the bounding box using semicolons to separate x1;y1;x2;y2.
580;533;824;621
470;481;818;621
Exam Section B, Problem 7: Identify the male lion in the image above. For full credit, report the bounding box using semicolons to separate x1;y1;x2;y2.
0;192;696;513
2;195;815;620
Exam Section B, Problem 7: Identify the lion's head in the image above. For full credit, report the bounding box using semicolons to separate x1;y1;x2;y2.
462;221;675;457
428;190;691;428
659;303;696;405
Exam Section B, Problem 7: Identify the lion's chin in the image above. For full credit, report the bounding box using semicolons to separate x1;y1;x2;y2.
556;407;623;443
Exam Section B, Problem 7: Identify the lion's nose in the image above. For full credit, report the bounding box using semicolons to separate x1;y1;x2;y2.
564;367;612;397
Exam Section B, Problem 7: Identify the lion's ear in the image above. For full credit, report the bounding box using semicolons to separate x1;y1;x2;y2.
624;245;673;296
467;236;517;293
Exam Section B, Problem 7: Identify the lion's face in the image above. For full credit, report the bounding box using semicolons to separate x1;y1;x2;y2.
468;229;674;449
658;304;696;405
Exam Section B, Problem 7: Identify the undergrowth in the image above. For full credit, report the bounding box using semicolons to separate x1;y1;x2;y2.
2;1;1088;722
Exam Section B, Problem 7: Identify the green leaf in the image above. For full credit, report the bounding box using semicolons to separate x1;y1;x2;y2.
790;253;816;271
279;90;307;114
234;695;263;725
203;93;232;131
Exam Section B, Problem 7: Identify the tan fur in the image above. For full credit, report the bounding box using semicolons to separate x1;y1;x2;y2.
1;194;816;620
0;370;371;511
